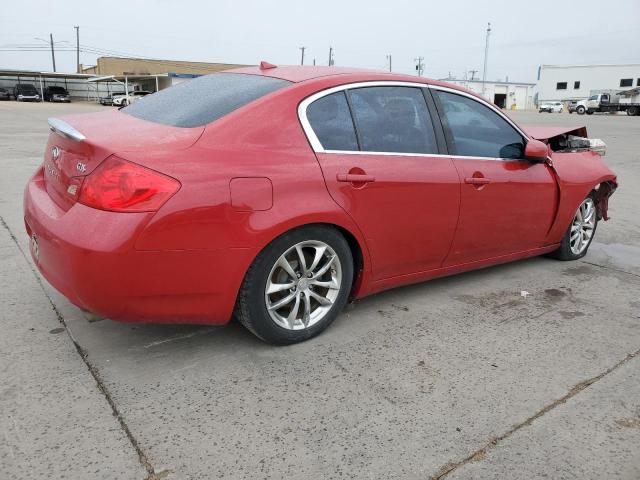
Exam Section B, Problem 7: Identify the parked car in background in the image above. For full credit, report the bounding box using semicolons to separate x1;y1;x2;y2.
0;87;11;100
112;91;152;107
539;101;563;113
99;92;126;106
14;84;40;102
24;66;617;344
567;101;578;113
43;86;71;103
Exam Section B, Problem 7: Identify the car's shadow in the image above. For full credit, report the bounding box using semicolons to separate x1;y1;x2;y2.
68;254;562;361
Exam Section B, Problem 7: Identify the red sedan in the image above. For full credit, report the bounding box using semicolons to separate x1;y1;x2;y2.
24;64;617;344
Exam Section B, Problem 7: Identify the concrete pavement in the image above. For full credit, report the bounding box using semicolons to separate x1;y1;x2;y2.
0;101;638;479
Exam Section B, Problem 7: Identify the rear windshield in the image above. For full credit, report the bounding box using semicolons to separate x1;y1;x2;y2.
122;73;291;128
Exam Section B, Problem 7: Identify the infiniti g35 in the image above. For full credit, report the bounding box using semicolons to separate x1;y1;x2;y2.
23;64;617;344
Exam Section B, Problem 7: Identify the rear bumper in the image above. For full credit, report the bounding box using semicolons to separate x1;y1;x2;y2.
23;168;251;324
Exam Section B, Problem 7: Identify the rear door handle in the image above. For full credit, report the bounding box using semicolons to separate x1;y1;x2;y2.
464;177;491;185
337;173;376;183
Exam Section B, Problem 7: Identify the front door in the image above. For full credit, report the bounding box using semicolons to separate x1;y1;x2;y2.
431;89;557;265
303;85;460;280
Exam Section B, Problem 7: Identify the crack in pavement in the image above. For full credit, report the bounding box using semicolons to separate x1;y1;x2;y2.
430;348;640;479
580;260;640;279
0;216;163;480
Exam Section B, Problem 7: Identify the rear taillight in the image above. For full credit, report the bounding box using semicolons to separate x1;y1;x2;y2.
78;156;180;212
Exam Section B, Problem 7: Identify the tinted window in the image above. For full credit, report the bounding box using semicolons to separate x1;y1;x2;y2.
48;86;67;93
306;92;358;151
574;81;580;89
434;90;524;159
123;73;291;128
556;82;567;90
620;78;633;87
348;86;437;154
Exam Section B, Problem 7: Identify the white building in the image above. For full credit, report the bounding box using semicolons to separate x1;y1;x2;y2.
536;63;640;102
439;78;535;110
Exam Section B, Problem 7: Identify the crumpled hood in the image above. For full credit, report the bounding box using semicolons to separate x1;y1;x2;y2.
522;125;588;141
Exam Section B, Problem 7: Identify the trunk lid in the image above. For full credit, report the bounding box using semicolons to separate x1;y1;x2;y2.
43;110;203;210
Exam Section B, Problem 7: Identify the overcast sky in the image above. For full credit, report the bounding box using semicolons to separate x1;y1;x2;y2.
1;0;639;82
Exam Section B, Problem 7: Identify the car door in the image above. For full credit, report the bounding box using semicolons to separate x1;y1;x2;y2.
301;84;460;280
431;88;557;266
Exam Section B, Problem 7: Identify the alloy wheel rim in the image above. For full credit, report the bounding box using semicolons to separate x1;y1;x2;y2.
569;198;596;255
265;240;342;330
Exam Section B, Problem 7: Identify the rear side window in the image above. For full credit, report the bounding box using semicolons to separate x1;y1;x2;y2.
306;92;358;151
123;73;291;128
348;86;438;154
434;90;524;159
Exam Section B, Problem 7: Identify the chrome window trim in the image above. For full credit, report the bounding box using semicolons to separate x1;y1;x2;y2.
297;80;529;160
322;149;521;162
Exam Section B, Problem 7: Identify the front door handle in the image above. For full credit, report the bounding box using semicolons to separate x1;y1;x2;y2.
464;177;490;185
337;173;376;183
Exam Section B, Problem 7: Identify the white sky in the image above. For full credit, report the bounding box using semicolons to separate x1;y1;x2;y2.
1;0;639;82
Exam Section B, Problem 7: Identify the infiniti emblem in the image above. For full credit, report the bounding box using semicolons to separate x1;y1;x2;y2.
51;146;60;160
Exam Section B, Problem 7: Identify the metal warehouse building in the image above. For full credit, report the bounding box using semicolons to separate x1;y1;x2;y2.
439;78;535;110
536;63;640;102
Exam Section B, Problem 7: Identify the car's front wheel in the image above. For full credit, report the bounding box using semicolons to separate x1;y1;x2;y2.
549;194;598;261
576;106;586;115
235;226;354;344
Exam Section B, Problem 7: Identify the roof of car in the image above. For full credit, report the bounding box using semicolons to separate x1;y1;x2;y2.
225;64;393;83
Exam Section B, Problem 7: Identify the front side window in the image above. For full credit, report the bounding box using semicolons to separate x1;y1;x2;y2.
347;86;438;154
434;90;524;159
556;82;567;90
306;91;358;151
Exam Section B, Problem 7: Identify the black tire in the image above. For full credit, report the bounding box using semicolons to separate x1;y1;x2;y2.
586;110;594;115
548;192;598;261
576;106;585;115
235;225;354;345
627;106;639;116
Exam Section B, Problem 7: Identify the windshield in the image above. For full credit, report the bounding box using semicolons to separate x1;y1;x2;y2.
49;87;67;93
122;73;291;128
18;85;37;93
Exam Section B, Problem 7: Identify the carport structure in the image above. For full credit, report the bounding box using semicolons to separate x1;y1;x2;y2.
86;73;171;104
0;69;106;101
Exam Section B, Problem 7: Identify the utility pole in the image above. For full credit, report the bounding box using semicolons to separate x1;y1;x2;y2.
414;57;424;76
328;47;334;66
469;69;478;81
481;22;491;97
49;33;56;72
386;54;392;72
74;26;80;73
299;46;306;65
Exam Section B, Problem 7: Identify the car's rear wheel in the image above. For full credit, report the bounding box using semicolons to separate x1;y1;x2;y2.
235;225;353;344
628;106;639;116
549;194;598;261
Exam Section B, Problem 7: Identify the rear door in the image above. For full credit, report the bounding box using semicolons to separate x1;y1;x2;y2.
301;83;460;280
431;88;557;265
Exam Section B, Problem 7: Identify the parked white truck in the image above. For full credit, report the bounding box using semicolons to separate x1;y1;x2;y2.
576;88;640;116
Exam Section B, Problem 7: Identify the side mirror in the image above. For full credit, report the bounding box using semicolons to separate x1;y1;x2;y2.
524;139;549;162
